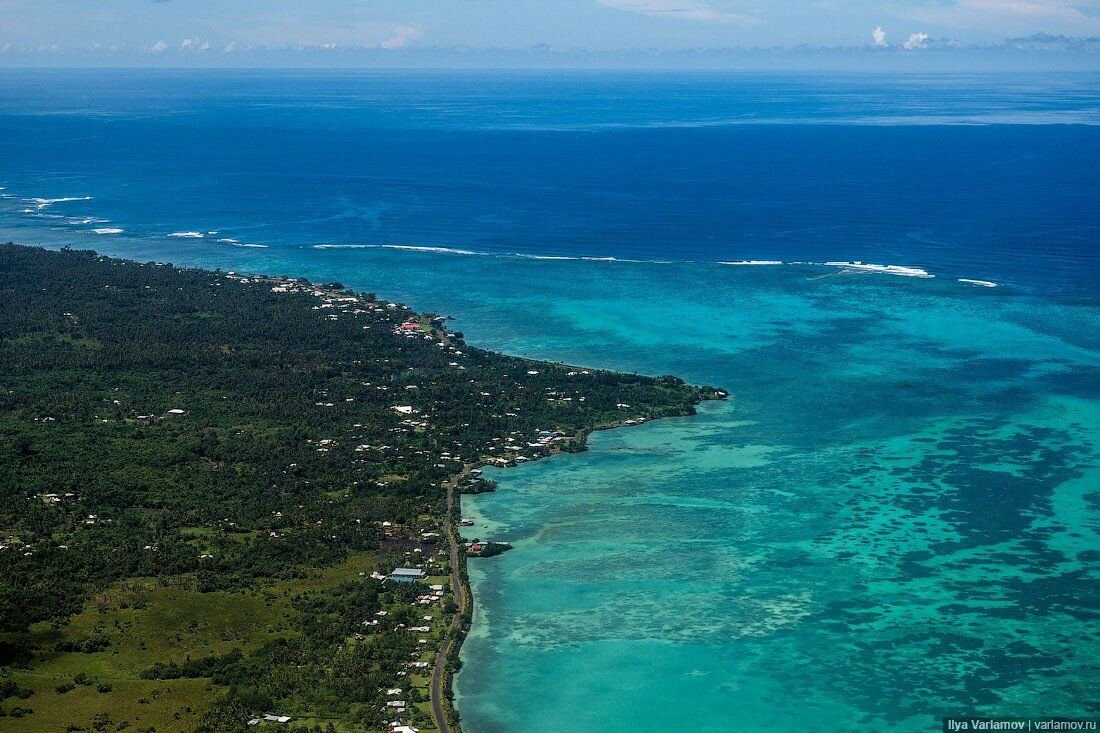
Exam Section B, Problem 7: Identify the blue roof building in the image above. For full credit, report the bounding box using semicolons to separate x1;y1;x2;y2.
387;567;427;583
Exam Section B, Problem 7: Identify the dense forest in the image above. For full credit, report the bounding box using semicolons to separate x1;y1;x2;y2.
0;244;718;732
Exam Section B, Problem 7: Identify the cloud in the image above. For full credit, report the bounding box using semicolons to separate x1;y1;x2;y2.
900;0;1100;32
223;41;238;53
380;25;422;49
903;32;930;49
872;25;888;46
596;0;757;24
147;40;168;53
961;0;1086;16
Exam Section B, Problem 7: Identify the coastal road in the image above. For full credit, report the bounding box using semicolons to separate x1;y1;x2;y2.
430;466;471;733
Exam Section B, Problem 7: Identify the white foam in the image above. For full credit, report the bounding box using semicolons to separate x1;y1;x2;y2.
580;256;652;263
298;244;948;283
313;243;484;256
168;231;205;239
217;238;268;249
27;196;92;209
958;278;998;288
822;261;934;279
384;244;484;255
89;228;123;235
67;217;109;225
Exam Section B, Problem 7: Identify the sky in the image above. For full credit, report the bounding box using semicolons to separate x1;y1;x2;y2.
1;0;1099;67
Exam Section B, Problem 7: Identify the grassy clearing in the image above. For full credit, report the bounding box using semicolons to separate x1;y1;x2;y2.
1;554;374;732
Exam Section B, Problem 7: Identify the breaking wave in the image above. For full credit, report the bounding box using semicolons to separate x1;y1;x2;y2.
217;238;268;249
27;196;92;210
1;191;1000;289
307;243;1004;287
821;261;934;278
313;244;486;256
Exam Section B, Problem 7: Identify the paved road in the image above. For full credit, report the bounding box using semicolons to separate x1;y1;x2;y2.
430;467;470;733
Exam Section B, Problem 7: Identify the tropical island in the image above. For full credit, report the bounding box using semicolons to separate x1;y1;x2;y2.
0;243;723;733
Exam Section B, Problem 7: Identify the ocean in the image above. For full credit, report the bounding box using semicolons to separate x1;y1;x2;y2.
1;69;1097;732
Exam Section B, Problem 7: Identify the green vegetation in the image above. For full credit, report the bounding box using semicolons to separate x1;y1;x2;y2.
0;243;719;732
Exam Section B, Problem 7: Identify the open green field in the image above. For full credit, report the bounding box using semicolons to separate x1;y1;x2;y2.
1;554;381;733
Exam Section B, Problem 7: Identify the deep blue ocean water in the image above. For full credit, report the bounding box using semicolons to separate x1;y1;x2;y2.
1;70;1097;732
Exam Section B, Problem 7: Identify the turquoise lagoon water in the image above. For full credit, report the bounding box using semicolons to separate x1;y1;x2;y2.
450;260;1099;733
1;71;1098;731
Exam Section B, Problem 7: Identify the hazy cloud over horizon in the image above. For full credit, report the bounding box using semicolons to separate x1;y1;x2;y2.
0;0;1098;67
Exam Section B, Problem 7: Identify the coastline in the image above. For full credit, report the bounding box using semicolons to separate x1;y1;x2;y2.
431;404;729;733
0;242;724;733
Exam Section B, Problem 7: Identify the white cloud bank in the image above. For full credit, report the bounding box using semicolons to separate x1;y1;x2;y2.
380;25;422;49
900;0;1100;33
872;26;888;46
903;32;930;49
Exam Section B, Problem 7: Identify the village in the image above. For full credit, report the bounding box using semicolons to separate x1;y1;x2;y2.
0;247;717;733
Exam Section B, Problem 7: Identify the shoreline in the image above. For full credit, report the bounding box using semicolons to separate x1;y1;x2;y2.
277;266;727;733
431;402;729;733
1;242;724;733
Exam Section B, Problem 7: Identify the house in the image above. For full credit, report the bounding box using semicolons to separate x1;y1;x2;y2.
387;567;426;583
261;713;292;724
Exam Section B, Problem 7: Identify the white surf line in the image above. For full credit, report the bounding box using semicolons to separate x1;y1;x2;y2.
217;238;268;248
821;261;934;278
27;196;92;210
